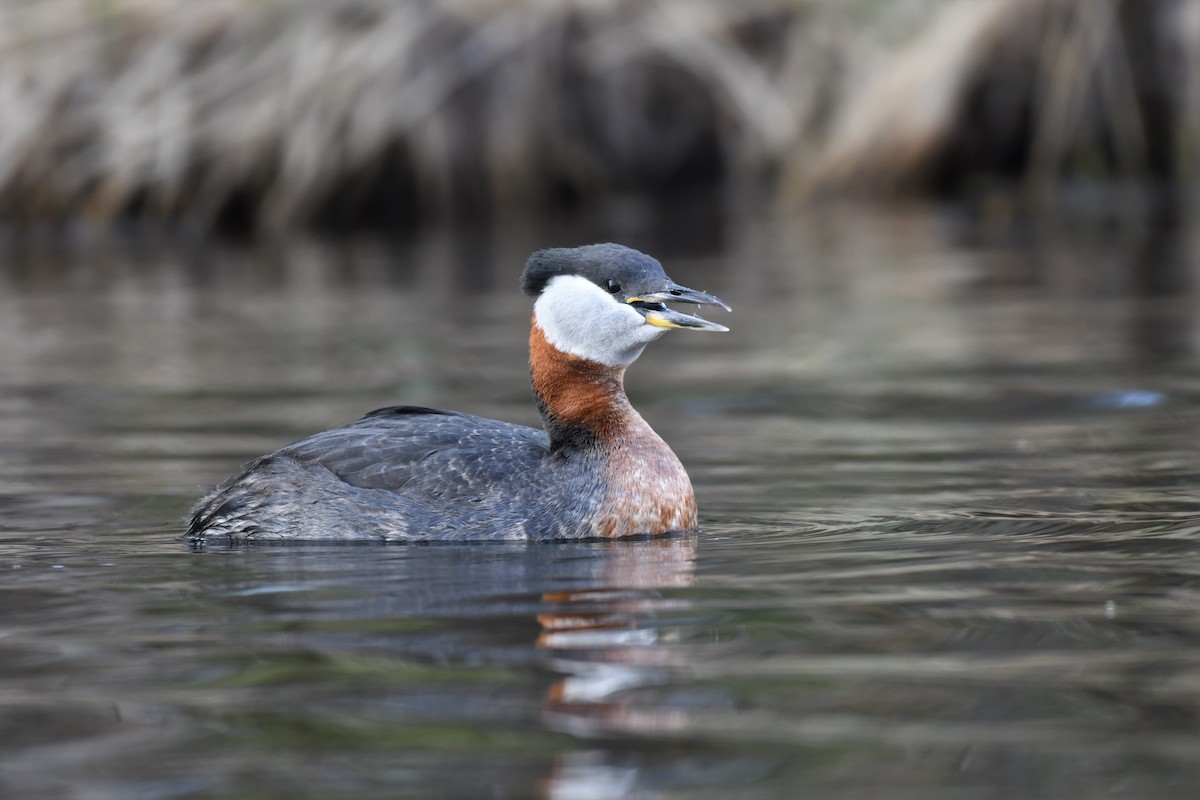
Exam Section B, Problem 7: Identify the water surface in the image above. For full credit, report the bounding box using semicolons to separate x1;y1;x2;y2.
1;208;1197;798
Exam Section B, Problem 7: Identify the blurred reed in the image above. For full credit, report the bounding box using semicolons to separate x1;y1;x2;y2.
798;0;1200;204
0;0;1195;236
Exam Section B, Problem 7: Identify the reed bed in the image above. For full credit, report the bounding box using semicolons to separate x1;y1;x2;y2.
799;0;1200;201
0;0;1196;235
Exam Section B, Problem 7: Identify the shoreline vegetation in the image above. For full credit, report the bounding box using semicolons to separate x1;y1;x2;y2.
0;0;1195;236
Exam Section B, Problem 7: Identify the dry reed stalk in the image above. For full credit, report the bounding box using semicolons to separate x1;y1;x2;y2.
0;0;1195;236
0;0;818;234
794;0;1199;200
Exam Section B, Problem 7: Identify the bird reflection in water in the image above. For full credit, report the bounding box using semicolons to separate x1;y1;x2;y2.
535;535;699;799
194;534;720;798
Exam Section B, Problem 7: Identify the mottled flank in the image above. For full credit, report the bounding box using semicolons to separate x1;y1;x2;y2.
188;406;610;541
598;422;697;538
188;244;722;542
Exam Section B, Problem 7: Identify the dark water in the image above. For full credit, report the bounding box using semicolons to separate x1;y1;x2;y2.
1;207;1198;798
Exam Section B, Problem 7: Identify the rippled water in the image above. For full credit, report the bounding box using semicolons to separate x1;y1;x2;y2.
2;207;1198;798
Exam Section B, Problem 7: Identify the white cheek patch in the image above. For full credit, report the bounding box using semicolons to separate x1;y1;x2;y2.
534;275;665;366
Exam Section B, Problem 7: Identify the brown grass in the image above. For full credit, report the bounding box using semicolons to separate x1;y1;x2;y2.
0;0;818;233
0;0;1195;235
796;0;1200;200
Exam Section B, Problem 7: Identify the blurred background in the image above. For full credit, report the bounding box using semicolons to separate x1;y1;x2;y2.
0;0;1195;237
3;3;1199;799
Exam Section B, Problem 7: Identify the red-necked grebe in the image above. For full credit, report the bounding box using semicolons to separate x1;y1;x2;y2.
187;243;730;542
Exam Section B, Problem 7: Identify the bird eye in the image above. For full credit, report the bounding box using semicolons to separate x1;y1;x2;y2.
605;279;621;294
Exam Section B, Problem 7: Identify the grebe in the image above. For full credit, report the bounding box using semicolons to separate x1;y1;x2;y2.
187;244;729;542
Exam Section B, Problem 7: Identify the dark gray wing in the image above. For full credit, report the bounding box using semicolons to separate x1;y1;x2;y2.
276;405;550;498
188;406;558;540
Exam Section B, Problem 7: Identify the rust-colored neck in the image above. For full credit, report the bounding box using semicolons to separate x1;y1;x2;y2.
529;319;637;449
529;318;698;536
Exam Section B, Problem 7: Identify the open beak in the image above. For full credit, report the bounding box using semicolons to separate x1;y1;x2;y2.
628;281;731;331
